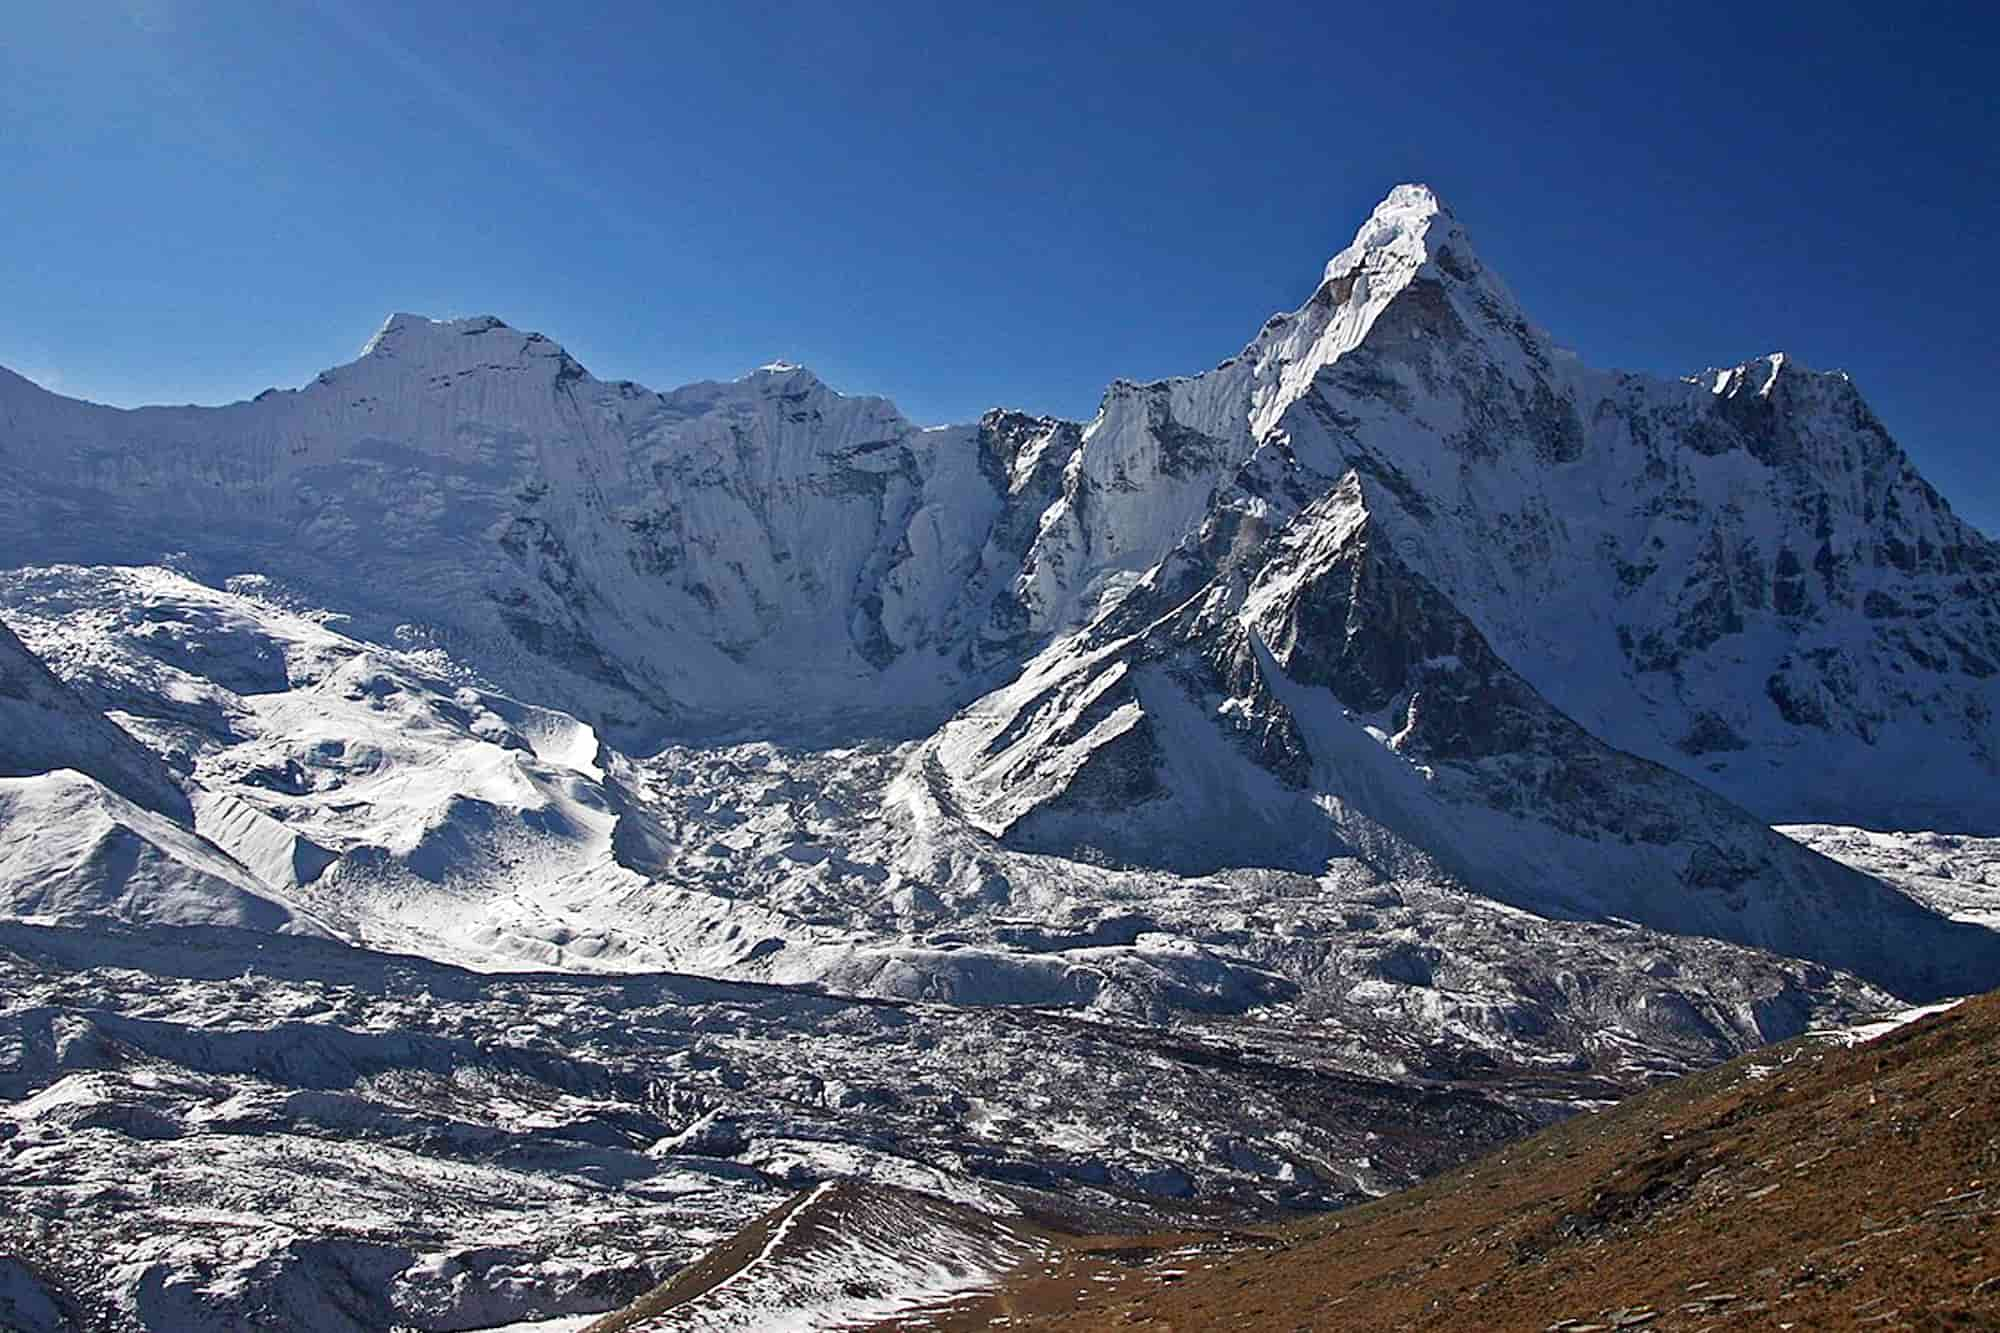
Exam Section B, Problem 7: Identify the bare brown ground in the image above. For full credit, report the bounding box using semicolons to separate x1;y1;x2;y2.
877;993;2000;1331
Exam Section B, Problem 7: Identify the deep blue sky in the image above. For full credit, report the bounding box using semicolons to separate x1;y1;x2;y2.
4;2;1995;531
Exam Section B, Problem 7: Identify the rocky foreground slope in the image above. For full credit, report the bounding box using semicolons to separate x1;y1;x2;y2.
845;991;1999;1331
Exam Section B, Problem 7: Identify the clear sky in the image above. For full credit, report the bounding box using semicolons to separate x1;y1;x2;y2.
4;1;1995;532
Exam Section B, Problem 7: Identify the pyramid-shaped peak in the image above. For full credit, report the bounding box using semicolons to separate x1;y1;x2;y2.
359;313;537;359
1323;183;1474;285
1377;182;1453;220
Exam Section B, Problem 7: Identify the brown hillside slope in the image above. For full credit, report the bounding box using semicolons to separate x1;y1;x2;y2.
882;994;2000;1331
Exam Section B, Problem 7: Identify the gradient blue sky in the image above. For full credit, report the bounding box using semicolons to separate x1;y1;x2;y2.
4;2;1995;531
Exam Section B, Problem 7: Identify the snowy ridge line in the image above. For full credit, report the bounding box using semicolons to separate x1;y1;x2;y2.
589;1181;1044;1332
0;182;1990;836
702;1180;836;1306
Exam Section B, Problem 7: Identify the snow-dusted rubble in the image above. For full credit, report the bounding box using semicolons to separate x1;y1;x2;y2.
1;182;1997;1329
0;908;1909;1330
1779;823;2000;929
0;920;1627;1329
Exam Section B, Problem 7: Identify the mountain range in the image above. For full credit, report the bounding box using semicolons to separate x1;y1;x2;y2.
2;184;1997;1331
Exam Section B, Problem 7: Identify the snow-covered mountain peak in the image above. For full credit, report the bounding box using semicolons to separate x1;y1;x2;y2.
298;310;592;421
1686;348;1913;480
1701;350;1789;397
0;188;1993;819
360;311;514;357
1322;182;1455;283
346;311;582;387
1701;351;1864;409
1314;182;1514;312
1226;184;1538;442
737;359;829;395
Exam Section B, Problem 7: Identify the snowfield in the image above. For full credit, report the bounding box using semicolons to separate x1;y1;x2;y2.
1;184;1997;1330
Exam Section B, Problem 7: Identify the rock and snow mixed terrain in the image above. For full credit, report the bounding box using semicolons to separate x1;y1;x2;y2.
3;186;1994;826
1;184;1997;1330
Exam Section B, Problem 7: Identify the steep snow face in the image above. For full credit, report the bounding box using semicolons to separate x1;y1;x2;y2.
0;326;1033;744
